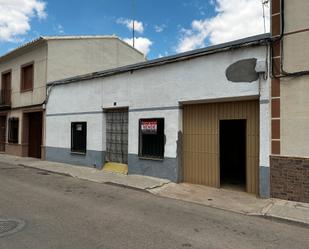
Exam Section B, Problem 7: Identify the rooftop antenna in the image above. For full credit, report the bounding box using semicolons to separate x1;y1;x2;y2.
132;0;136;48
262;0;269;33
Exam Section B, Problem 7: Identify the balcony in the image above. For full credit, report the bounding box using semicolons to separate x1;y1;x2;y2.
0;89;11;108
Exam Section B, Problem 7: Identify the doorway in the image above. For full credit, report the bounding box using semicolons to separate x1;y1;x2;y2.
28;112;42;158
0;116;6;152
105;109;128;164
220;120;246;190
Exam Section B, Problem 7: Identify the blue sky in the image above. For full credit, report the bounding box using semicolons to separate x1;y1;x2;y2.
0;0;269;59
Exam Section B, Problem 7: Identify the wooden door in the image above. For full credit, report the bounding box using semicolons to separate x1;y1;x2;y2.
28;112;42;158
0;116;6;151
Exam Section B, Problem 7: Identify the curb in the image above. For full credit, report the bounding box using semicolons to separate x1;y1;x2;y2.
17;163;72;178
2;159;309;228
257;214;309;229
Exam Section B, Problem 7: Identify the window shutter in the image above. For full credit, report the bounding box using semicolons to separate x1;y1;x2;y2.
21;64;34;91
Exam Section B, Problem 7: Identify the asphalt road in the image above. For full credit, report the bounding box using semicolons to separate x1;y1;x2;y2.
0;162;308;249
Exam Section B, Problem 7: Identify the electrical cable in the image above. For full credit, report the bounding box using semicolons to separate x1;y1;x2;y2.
271;0;309;78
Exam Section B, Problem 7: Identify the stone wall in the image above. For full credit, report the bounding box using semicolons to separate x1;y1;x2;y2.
270;156;309;203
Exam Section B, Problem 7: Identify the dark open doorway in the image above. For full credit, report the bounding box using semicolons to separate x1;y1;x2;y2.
28;112;42;158
220;120;246;190
0;116;6;152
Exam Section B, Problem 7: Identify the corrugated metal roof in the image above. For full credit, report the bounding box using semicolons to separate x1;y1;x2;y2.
47;33;271;87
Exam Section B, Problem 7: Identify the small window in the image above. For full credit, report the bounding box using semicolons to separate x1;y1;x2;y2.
8;118;19;144
139;118;165;159
71;122;87;153
21;63;34;91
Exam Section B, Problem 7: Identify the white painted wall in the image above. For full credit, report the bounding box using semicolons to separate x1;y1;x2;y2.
46;114;103;151
259;73;271;168
46;45;270;163
128;110;180;158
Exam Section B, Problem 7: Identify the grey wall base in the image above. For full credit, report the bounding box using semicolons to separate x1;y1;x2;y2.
259;166;270;198
128;154;179;182
46;147;105;169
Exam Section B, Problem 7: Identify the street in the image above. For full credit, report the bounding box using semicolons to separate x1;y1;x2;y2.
0;162;308;249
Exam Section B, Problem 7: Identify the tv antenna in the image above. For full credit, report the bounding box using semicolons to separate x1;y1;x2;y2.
132;0;136;47
262;0;269;33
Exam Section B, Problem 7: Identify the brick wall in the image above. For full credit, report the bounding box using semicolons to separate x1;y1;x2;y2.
270;156;309;203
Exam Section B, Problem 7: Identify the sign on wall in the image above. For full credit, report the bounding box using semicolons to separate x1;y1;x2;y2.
141;120;157;134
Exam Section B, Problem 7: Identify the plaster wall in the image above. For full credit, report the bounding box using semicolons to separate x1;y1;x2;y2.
46;45;270;182
284;1;309;33
46;38;145;83
279;1;309;157
46;113;103;151
0;43;47;108
281;75;309;157
282;1;309;72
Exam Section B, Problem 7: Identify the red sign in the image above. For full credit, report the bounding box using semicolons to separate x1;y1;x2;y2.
141;120;157;134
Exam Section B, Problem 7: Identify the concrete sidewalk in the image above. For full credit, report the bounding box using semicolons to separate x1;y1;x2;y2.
0;154;308;227
149;183;309;226
0;154;170;190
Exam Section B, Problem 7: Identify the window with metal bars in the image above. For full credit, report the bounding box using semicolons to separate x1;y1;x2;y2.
71;122;87;153
8;118;19;144
139;118;165;159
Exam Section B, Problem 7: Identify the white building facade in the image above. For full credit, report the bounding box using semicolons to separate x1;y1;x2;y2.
46;34;271;197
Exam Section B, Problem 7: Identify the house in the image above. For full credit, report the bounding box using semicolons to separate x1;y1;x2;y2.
0;36;145;159
45;34;271;198
270;0;309;202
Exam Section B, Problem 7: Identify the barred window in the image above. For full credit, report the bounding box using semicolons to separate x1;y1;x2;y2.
139;118;165;159
71;122;87;153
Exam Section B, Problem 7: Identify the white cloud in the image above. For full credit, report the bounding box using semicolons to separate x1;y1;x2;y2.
55;24;64;35
157;51;169;58
0;0;47;42
154;24;166;33
123;37;152;56
176;0;270;53
117;18;144;34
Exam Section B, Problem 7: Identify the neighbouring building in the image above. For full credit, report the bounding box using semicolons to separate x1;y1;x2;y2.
45;34;271;198
270;0;309;202
0;36;145;159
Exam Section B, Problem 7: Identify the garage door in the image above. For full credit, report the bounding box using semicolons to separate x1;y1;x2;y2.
182;100;259;194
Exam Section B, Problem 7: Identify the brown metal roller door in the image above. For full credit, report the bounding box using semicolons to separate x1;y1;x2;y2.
182;100;259;194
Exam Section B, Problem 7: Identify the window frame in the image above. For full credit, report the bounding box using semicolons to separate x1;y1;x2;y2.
138;118;165;160
1;69;12;88
71;122;87;154
1;70;12;105
8;117;19;144
20;62;34;92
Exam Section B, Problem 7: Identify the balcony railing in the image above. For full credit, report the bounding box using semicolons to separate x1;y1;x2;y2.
0;89;11;107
